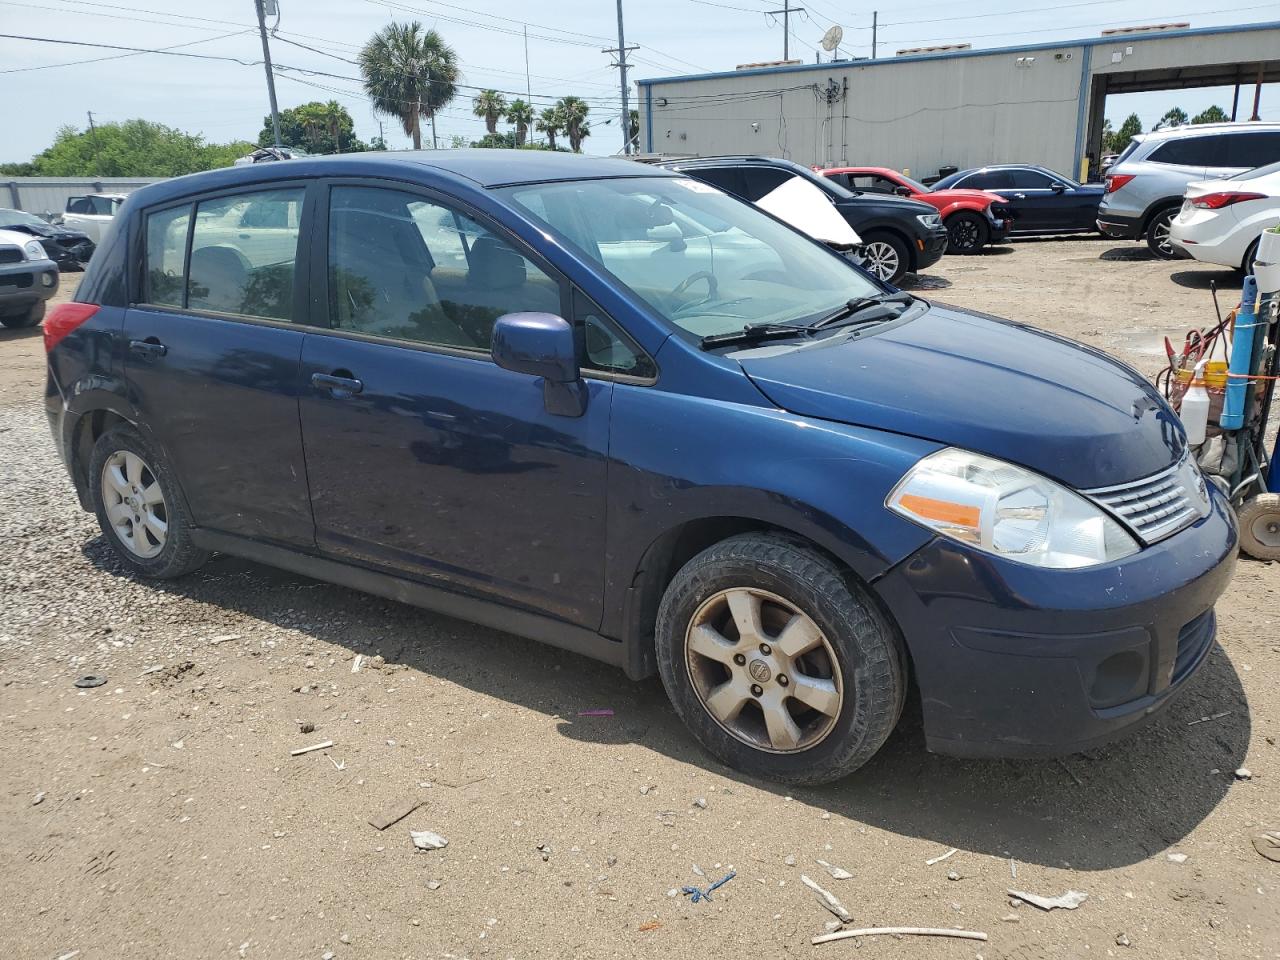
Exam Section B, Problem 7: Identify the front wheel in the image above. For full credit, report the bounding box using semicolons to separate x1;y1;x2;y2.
860;232;909;285
0;300;45;329
655;533;906;785
1146;207;1180;259
945;212;989;254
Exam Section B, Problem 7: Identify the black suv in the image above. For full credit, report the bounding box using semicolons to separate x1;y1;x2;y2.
655;156;949;284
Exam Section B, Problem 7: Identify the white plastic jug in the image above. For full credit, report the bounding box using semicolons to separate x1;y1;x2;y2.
1180;360;1210;447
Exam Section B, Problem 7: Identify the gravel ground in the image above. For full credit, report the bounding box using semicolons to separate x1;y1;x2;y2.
2;240;1278;960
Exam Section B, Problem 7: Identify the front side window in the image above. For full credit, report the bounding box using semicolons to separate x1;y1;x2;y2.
327;185;560;350
188;188;303;319
574;288;656;380
500;176;883;339
1007;169;1056;189
960;171;1014;190
144;204;190;308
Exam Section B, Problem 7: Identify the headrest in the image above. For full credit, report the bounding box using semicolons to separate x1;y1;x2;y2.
469;236;526;290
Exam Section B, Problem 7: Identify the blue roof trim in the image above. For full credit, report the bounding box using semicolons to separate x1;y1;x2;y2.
637;20;1280;87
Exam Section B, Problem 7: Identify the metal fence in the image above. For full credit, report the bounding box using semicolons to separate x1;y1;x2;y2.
2;177;163;218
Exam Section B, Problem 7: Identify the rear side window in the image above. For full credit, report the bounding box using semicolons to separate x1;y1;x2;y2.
327;185;561;350
684;167;744;197
188;189;302;320
1216;131;1280;169
740;167;793;202
144;204;190;308
1150;136;1217;166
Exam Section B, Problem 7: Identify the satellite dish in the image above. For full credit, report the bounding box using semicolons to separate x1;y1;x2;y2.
821;25;844;52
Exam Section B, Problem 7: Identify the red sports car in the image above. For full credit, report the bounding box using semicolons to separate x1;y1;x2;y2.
819;166;1012;253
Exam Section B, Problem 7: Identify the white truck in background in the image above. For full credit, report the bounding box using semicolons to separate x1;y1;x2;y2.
60;193;128;243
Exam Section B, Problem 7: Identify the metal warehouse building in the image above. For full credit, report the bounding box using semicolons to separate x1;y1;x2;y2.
637;21;1280;181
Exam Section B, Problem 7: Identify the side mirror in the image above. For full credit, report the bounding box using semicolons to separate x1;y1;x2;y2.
893;185;912;197
1051;183;1067;193
491;312;587;417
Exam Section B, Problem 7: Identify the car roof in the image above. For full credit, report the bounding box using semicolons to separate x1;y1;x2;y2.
126;150;677;208
655;155;808;171
1134;120;1280;143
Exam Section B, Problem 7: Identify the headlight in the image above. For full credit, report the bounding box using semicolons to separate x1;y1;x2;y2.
23;240;46;261
887;448;1140;569
916;213;941;229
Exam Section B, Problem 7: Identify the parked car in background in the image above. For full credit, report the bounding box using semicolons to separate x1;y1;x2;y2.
1169;159;1280;270
932;164;1105;236
46;151;1237;783
0;227;58;328
0;208;95;270
61;193;127;244
820;166;1011;253
1097;122;1280;258
655;156;948;284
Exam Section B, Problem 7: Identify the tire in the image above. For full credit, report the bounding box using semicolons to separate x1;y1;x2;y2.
1238;493;1280;561
1243;236;1261;274
860;232;910;285
0;300;45;329
945;212;989;254
88;425;210;578
655;533;906;785
1146;207;1180;259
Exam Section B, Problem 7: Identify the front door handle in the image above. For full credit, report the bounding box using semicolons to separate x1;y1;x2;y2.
1011;193;1027;200
129;337;167;358
312;372;363;398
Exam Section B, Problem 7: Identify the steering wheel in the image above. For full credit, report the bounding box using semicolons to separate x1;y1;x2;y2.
671;270;718;301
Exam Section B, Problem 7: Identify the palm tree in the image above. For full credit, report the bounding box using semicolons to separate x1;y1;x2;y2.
536;105;564;150
472;89;507;136
507;99;534;147
322;100;346;153
358;21;458;150
558;96;590;153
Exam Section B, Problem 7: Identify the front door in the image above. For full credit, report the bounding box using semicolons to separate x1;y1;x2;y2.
296;182;612;628
123;186;314;549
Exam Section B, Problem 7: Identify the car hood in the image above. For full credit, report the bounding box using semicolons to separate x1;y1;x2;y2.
737;303;1182;489
2;221;89;242
837;193;937;216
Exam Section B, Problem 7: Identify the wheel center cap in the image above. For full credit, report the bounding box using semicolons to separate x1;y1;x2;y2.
748;659;772;683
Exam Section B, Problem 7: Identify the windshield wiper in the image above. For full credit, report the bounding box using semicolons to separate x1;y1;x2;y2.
699;322;818;349
811;291;915;329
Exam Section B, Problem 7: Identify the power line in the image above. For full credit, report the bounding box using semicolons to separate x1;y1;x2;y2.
0;28;250;73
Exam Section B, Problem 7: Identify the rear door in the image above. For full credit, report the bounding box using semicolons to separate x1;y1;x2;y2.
122;184;315;549
295;181;617;627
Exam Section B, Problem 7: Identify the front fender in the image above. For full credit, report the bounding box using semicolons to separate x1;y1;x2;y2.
937;199;990;220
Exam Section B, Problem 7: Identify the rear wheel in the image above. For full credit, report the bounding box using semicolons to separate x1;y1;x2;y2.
1146;207;1180;259
88;425;210;578
0;300;45;329
1238;494;1280;561
1243;236;1261;273
655;533;906;785
945;212;989;254
860;232;909;285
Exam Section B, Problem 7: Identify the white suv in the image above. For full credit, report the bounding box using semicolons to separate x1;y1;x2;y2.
1096;122;1280;259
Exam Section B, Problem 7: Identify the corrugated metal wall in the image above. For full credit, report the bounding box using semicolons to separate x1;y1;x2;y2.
1;178;160;217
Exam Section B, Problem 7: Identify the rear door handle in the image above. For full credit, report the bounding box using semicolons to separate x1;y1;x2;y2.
129;338;167;358
311;372;363;397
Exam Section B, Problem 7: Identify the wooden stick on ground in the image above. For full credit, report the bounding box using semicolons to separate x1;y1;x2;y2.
290;740;334;756
813;927;988;945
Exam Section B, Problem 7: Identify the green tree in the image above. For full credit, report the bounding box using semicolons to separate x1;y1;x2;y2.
1193;105;1230;124
536;105;564;150
472;89;507;136
21;120;252;177
260;101;365;154
506;99;534;147
471;131;516;149
1105;113;1143;154
557;96;590;153
359;21;458;150
1157;107;1188;129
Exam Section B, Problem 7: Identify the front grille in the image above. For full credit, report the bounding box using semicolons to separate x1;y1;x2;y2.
1173;610;1214;682
0;272;32;288
0;246;23;265
1084;455;1209;545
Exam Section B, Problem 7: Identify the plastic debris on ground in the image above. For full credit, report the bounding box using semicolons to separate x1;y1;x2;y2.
681;870;735;903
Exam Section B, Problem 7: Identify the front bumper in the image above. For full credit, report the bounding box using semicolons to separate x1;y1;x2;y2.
0;259;59;308
1096;211;1143;240
915;228;949;269
874;485;1238;758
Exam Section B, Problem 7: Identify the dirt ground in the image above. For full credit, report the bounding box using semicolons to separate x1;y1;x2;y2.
2;238;1278;960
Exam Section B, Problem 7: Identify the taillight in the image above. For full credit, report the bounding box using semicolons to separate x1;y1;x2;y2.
1190;191;1267;210
1104;174;1135;194
43;302;100;352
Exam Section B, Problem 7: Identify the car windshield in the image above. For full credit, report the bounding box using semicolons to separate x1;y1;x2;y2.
1231;159;1280;181
0;208;46;227
897;174;929;193
499;176;881;338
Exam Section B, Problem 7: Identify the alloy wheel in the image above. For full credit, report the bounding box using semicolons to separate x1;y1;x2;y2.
684;587;843;753
862;241;900;282
1152;215;1175;257
101;450;168;558
949;219;980;251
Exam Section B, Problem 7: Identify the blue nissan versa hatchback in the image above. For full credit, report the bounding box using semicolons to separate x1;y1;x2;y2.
45;151;1237;784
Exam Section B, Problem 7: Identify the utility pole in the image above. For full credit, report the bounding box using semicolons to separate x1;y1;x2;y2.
766;0;805;61
524;24;532;104
254;0;283;147
871;11;877;59
86;110;100;170
603;0;639;155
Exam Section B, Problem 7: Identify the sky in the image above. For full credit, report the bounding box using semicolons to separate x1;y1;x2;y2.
1;0;1278;162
